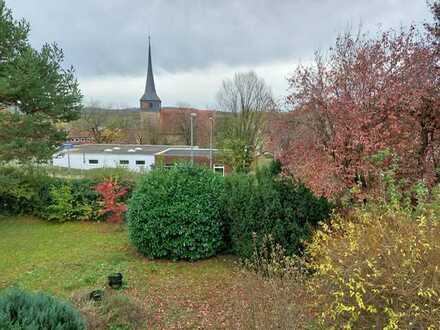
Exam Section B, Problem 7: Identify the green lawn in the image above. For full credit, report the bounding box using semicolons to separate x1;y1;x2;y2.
0;216;242;329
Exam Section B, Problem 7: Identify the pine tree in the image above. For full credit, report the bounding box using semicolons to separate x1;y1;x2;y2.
0;0;82;163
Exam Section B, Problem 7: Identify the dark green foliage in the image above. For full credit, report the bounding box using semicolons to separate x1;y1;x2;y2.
128;165;225;261
0;166;50;215
0;288;85;330
267;158;283;176
0;166;99;220
0;1;82;162
224;163;333;258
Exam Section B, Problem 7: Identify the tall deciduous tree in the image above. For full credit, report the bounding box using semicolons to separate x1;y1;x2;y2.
75;104;126;144
280;26;439;196
0;0;82;162
216;71;275;172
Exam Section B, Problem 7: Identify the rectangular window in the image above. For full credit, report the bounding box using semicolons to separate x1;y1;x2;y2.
213;164;225;176
119;160;129;165
88;159;99;164
135;160;146;165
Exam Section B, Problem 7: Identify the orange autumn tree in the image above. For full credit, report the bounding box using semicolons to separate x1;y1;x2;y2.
277;26;440;197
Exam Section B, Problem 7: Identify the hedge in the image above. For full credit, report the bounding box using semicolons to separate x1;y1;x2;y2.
0;166;134;222
223;165;333;258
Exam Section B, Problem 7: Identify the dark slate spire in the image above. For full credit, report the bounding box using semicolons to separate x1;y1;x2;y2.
140;36;161;111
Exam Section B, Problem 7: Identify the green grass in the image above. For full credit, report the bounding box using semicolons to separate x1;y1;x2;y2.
0;216;241;328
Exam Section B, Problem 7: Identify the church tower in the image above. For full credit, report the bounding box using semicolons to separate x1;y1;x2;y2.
140;37;161;111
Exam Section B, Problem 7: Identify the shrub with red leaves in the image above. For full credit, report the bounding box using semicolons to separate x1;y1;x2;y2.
95;178;128;223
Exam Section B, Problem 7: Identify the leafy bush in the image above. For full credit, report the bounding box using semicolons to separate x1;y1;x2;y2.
308;209;440;329
95;178;128;223
127;165;225;260
45;183;95;222
0;288;85;329
224;164;333;258
37;177;102;222
0;166;50;215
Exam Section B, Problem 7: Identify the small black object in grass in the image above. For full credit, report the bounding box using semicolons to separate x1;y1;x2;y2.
89;289;104;302
108;273;123;289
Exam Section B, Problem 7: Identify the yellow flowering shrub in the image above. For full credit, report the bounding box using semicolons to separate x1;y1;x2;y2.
308;209;440;329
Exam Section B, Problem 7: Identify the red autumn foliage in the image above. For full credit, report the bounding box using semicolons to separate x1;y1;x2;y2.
274;26;440;197
95;178;128;223
426;0;440;43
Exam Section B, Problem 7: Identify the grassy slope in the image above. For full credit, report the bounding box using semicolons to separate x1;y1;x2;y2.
0;216;241;329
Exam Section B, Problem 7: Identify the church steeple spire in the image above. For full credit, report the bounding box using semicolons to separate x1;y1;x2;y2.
140;36;161;111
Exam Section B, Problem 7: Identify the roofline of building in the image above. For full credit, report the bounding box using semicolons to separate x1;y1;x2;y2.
69;143;190;148
155;147;219;156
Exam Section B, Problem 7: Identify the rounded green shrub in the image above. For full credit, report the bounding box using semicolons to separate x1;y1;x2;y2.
127;165;225;261
0;288;85;330
224;163;333;258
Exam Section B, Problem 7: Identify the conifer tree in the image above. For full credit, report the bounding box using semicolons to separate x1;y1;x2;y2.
0;0;82;163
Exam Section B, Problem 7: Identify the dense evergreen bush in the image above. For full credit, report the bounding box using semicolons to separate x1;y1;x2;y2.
224;164;333;258
127;165;225;260
0;166;50;215
0;288;85;330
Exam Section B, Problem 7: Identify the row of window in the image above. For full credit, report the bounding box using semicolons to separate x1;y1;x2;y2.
87;159;225;175
88;159;146;165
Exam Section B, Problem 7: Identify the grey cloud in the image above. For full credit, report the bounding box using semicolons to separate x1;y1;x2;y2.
7;0;433;80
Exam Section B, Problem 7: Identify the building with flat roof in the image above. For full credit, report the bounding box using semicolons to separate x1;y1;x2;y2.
53;144;174;172
52;144;229;174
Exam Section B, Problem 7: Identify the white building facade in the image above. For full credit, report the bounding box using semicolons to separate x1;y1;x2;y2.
52;144;176;172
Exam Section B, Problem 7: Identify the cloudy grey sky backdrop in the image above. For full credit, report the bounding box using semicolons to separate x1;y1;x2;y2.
8;0;433;108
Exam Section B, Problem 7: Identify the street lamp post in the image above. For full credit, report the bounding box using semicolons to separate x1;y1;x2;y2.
190;113;197;165
67;147;71;169
209;116;213;170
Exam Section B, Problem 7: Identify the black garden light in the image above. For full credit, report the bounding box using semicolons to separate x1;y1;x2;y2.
108;272;123;289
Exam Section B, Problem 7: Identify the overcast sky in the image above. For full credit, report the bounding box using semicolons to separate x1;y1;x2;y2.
8;0;433;109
